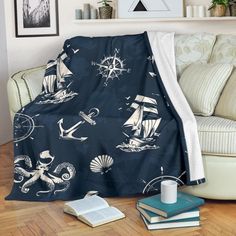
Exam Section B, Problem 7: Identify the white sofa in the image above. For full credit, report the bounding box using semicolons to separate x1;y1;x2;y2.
7;33;236;199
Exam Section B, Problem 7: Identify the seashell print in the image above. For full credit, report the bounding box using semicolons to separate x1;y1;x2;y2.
90;155;114;174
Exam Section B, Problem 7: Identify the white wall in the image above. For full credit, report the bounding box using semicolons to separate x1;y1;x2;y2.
0;0;12;145
4;0;119;75
4;0;235;75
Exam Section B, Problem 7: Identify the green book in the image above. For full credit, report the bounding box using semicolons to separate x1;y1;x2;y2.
137;205;199;223
137;192;204;218
141;215;200;230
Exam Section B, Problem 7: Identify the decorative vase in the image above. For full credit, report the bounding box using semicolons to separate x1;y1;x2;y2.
99;6;113;19
212;4;226;17
83;4;91;19
91;9;98;19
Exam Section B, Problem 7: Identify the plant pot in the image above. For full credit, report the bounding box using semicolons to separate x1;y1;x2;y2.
212;4;226;17
229;3;236;16
99;6;113;19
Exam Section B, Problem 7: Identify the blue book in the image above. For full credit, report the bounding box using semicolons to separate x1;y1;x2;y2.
137;192;204;218
141;215;200;230
137;205;199;223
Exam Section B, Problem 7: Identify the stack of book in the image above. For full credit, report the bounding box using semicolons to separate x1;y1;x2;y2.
137;192;205;230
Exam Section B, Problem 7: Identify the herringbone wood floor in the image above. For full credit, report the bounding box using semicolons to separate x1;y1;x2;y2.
1;142;236;236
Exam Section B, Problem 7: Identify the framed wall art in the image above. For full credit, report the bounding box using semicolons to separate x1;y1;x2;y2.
14;0;59;37
118;0;184;18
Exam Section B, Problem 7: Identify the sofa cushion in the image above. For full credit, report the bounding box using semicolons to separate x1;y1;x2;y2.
7;66;45;121
215;69;236;120
179;63;233;116
196;116;236;156
175;33;216;77
210;35;236;65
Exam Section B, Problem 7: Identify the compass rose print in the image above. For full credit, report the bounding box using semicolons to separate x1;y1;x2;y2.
92;49;131;86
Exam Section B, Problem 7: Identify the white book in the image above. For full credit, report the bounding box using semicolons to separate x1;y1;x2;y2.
63;196;125;227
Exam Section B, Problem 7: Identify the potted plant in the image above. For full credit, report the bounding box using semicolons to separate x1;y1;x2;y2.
98;0;113;19
208;0;229;16
229;0;236;16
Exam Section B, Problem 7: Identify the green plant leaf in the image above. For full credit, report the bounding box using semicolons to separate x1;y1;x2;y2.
97;0;112;6
210;0;229;6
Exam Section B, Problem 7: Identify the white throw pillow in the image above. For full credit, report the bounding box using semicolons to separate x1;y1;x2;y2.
175;33;216;77
210;35;236;66
179;63;233;116
215;69;236;120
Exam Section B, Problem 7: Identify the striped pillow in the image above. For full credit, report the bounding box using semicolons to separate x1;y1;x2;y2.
215;69;236;120
179;63;233;116
196;115;236;155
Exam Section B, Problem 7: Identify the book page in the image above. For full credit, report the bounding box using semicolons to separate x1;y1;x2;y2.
81;207;125;226
64;196;109;216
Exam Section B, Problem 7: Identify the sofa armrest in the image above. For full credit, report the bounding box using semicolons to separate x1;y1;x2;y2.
7;66;46;122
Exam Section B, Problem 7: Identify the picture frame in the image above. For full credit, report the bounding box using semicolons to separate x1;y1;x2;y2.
14;0;59;37
118;0;184;18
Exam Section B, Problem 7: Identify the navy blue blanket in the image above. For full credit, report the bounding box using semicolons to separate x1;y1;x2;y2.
7;32;204;201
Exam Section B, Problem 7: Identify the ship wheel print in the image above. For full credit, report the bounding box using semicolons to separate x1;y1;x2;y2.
142;167;186;194
14;110;43;144
92;49;131;86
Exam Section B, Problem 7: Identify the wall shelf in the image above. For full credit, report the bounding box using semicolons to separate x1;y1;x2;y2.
73;17;236;24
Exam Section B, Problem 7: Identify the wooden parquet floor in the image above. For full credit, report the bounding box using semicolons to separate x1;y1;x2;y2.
1;142;236;236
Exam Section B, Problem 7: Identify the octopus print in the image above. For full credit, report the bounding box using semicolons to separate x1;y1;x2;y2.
14;150;76;196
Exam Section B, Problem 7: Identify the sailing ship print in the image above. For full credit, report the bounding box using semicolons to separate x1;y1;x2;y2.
116;95;161;152
37;52;78;104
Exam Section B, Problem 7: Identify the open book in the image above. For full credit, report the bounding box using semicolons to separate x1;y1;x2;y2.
63;195;125;227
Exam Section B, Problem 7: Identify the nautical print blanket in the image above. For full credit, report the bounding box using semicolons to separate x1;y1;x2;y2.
7;32;205;201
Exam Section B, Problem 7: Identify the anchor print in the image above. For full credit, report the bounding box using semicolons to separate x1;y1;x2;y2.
57;108;100;141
